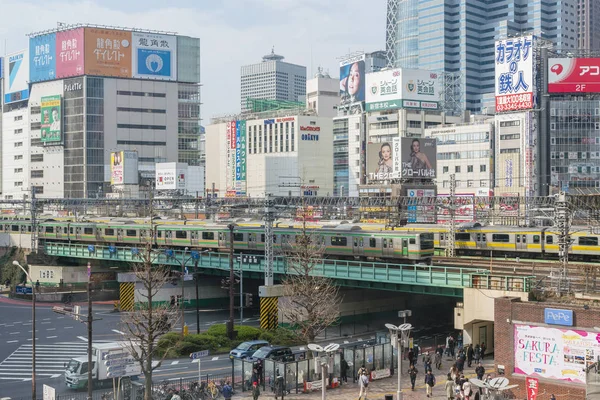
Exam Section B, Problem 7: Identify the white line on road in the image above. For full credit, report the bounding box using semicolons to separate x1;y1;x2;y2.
9;332;19;335
46;328;56;331
51;374;61;378
155;367;189;372
211;356;219;361
26;338;39;341
170;361;179;365
23;323;31;326
77;336;87;342
112;329;125;335
41;322;51;325
6;340;18;343
46;336;58;339
64;326;74;329
42;318;51;321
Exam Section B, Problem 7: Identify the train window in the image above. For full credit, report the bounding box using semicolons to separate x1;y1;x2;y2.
482;234;486;242
383;239;387;248
126;230;137;237
27;226;31;232
516;235;520;243
0;225;3;231
533;235;540;244
157;231;162;238
331;236;347;246
389;239;393;246
522;235;527;243
70;228;74;234
84;228;93;235
492;234;510;243
233;233;244;241
359;238;363;247
105;229;115;236
455;233;470;241
175;231;187;239
409;238;416;245
261;234;265;242
477;234;482;242
353;238;358;246
369;238;376;248
579;237;598;246
63;227;68;234
11;225;19;232
546;235;553;244
202;232;215;240
45;226;54;233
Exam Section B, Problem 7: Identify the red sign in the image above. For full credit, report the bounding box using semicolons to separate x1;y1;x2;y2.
548;58;600;93
276;117;295;123
300;126;320;131
495;93;533;113
526;377;539;400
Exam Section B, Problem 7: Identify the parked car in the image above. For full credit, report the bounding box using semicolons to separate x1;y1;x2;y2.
247;346;294;362
229;340;270;360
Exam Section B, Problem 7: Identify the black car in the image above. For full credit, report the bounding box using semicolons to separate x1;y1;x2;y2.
247;346;294;362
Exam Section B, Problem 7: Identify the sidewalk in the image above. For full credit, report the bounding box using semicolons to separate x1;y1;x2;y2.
0;293;116;307
235;357;496;399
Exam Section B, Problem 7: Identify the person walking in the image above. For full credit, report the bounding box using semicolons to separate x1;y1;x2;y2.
340;356;349;383
222;381;233;400
435;350;442;370
467;344;474;367
408;348;415;367
357;364;368;379
475;362;485;380
252;382;260;400
474;344;481;364
449;336;455;357
480;342;487;360
408;365;419;391
449;363;459;381
463;378;473;400
358;369;370;400
424;370;436;397
445;373;455;400
456;352;465;373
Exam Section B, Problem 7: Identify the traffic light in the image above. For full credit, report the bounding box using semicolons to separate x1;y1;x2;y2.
245;293;253;307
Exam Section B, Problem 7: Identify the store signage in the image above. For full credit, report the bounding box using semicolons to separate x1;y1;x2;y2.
300;126;320;131
544;308;573;326
301;134;319;141
276;117;295;123
263;119;275;124
526;377;538;400
64;81;82;92
548;58;600;93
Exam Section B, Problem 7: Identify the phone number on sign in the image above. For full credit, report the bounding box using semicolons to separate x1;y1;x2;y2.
496;93;533;112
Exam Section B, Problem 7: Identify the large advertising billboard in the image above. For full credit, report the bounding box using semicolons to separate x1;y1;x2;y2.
132;33;176;81
56;28;84;78
156;163;186;190
367;138;437;182
548;58;600;93
235;120;247;196
366;69;440;111
340;54;365;107
111;151;124;185
4;49;30;104
495;35;535;113
514;324;599;384
29;33;56;82
84;28;132;78
40;95;62;143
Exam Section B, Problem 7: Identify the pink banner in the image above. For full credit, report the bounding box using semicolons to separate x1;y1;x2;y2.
56;28;84;78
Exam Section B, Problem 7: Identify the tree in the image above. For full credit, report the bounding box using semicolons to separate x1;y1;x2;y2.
279;225;342;343
120;242;179;400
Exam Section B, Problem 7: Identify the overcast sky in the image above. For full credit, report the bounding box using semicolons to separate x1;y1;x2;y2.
0;0;385;122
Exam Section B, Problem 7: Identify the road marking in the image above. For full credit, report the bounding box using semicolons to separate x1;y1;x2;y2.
112;329;125;335
46;328;56;331
170;361;179;365
6;340;18;343
64;327;74;329
211;356;219;361
56;317;65;319
155;367;189;372
191;359;199;363
42;318;51;321
46;336;58;339
51;374;61;378
77;336;87;342
23;323;31;326
9;332;19;335
12;321;22;324
41;322;51;325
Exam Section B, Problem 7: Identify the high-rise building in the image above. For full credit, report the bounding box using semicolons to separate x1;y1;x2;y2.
386;0;578;112
240;49;306;114
306;68;339;118
578;0;600;51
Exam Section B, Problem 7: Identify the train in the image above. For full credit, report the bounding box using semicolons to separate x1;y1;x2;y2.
0;217;434;264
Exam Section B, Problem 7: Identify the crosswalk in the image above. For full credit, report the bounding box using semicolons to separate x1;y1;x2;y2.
0;342;88;381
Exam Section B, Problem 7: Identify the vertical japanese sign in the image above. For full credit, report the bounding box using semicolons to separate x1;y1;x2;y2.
524;112;537;199
235;121;247;195
495;35;535;113
29;33;56;82
110;151;124;185
505;159;513;187
40;95;62;143
526;377;538;400
225;121;236;197
132;32;176;81
4;49;30;104
56;28;84;78
84;28;132;78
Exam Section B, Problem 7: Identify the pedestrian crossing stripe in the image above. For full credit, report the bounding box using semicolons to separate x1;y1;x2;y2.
259;296;278;331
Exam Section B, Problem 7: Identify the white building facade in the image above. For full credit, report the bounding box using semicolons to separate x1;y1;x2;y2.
305;70;339;118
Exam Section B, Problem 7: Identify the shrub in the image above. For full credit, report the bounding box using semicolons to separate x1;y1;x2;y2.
269;329;303;346
236;326;262;341
183;333;219;352
206;324;227;337
175;341;202;356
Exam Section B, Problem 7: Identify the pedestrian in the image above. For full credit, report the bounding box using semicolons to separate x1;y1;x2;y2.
463;378;473;400
170;295;176;307
480;342;486;360
457;332;463;349
414;344;420;364
222;381;233;400
474;344;481;364
170;390;181;400
358;369;369;400
449;336;455;357
35;280;40;290
456;354;465;373
408;364;418;390
467;344;474;367
435;351;442;370
445;373;455;400
475;362;485;380
408;348;415;367
357;364;368;379
424;357;433;373
274;370;284;400
424;370;436;397
252;382;260;400
341;355;349;383
550;394;556;400
449;363;459;381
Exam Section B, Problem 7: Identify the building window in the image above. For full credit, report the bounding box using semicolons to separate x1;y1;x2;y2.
14;182;23;187
443;166;449;173
14;168;23;173
14;142;23;147
467;165;473;173
31;170;44;178
14;115;23;121
480;180;487;187
14;155;23;160
117;107;166;114
31;154;44;162
14;129;23;134
117;90;166;98
467;180;474;187
455;166;461;173
443;181;449;188
480;164;486;172
117;124;166;130
116;140;166;146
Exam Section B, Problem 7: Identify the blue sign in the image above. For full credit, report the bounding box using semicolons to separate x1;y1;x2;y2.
235;121;241;181
15;286;32;295
136;49;171;78
544;308;573;326
29;34;57;82
189;350;209;360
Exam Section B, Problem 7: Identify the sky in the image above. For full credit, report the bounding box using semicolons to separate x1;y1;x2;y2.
0;0;385;122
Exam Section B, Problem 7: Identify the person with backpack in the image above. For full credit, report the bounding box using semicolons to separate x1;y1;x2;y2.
408;364;418;390
221;381;233;400
358;368;369;400
424;369;436;397
251;382;260;400
408;348;416;367
474;344;481;364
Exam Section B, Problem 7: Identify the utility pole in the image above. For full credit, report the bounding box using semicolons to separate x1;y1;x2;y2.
555;191;570;295
264;195;275;286
227;224;235;339
87;263;93;400
31;187;37;253
446;174;457;257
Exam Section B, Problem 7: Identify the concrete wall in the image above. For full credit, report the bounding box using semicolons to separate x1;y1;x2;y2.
133;276;227;307
29;265;88;284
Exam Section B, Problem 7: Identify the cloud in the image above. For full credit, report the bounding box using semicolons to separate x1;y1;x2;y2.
0;0;385;120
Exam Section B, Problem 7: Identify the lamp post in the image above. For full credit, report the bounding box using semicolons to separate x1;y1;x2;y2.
181;247;189;336
308;343;339;400
385;322;413;400
13;260;36;400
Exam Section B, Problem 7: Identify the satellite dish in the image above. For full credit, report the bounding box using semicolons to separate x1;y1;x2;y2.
307;344;323;352
489;377;509;389
324;343;340;353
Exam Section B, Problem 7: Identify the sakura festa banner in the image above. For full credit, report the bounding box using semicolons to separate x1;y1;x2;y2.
514;324;600;384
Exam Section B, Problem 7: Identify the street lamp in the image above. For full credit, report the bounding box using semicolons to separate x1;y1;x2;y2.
13;260;36;400
308;343;340;400
385;322;412;400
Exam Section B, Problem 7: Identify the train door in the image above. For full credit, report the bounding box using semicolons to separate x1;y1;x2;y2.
75;227;82;241
248;233;257;250
516;234;527;250
56;226;63;240
401;239;408;257
117;229;124;242
352;237;364;256
191;231;199;246
165;230;173;245
218;231;228;248
475;233;486;249
439;233;446;248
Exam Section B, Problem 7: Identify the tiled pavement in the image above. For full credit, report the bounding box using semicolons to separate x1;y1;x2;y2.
235;357;496;399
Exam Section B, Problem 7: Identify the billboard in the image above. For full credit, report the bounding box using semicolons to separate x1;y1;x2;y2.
235;120;247;196
495;35;535;113
366;142;396;182
132;33;176;80
4;49;30;104
548;58;600;93
155;163;186;190
225;121;236;197
110;151;138;185
367;138;437;182
366;69;440;111
514;324;600;384
340;54;366;106
407;188;436;223
437;195;475;223
84;28;132;78
40;95;62;143
56;28;84;78
111;151;124;185
29;33;56;82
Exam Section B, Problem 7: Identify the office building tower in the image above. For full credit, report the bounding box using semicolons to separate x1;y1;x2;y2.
240;49;306;114
386;0;578;112
578;0;600;50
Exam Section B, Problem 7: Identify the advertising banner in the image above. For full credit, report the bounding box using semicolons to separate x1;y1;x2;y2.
526;377;538;400
366;69;402;111
132;32;176;81
366;69;440;111
495;35;535;113
437;195;475;223
225;121;236;197
110;151;124;185
40;95;62;143
235;120;247;195
399;137;436;179
84;28;132;78
29;33;56;82
4;49;30;104
366;142;396;182
407;188;436;223
548;58;600;93
340;54;366;106
56;28;84;78
514;324;600;384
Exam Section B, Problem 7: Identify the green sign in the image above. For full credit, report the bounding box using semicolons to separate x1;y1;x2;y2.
41;95;62;143
366;100;401;112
